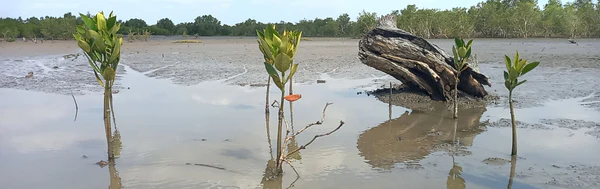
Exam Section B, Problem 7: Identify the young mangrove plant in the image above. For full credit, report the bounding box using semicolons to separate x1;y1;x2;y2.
451;37;473;119
257;25;345;176
73;11;123;159
256;24;301;170
503;51;540;156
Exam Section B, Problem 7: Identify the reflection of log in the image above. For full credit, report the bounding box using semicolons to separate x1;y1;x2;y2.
358;14;491;101
356;102;486;170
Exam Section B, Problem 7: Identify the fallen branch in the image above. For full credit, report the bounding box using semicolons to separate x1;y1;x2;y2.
277;102;345;168
72;94;79;121
285;120;345;158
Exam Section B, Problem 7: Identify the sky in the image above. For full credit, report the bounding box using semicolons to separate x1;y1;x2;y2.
0;0;585;25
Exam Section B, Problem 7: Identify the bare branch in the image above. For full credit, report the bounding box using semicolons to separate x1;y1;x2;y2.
72;94;79;121
289;102;333;138
284;159;299;177
285;120;345;157
271;100;280;108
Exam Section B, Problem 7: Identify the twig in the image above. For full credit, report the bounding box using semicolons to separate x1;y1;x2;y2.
285;167;300;189
72;94;79;121
289;102;333;138
284;159;299;177
271;100;279;108
285;120;345;158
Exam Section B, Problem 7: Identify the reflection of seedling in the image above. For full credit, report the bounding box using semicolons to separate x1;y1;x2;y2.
451;37;473;119
73;11;123;160
503;51;539;156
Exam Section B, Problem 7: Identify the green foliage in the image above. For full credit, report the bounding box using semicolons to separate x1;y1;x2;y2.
2;1;600;39
451;37;473;72
503;51;540;91
256;24;302;92
73;11;123;88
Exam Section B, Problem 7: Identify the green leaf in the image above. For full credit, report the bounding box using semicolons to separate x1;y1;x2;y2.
517;59;527;72
504;55;511;70
504;80;512;90
465;48;472;59
515;79;527;88
274;53;292;73
264;61;279;78
521;61;540;76
279;34;289;55
458;47;467;58
80;13;97;30
93;70;105;87
503;71;509;80
109;40;120;63
96;12;107;31
509;67;518;80
103;67;116;81
110;23;121;34
272;77;284;91
76;25;86;35
77;40;92;53
452;46;459;60
513;51;520;67
285;63;299;84
466;39;473;49
454;37;463;47
106;16;117;31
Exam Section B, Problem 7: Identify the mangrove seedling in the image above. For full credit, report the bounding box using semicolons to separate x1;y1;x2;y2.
503;51;539;156
73;11;123;159
256;24;302;171
451;37;473;119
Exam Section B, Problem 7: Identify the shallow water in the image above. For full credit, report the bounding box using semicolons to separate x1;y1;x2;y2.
1;65;600;189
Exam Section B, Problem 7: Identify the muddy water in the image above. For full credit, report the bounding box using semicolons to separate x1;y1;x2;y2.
0;64;599;189
1;38;600;189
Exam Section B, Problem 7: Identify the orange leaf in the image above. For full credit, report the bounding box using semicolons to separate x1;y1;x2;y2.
284;94;302;102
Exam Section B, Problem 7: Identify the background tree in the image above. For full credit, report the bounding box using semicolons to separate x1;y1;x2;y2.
156;18;176;35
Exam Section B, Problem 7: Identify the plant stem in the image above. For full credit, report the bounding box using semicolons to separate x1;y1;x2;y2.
289;77;294;131
509;90;517;156
104;84;114;159
453;77;458;119
266;76;271;115
276;88;285;172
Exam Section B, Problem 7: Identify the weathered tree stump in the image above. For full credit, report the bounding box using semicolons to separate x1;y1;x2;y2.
358;14;491;101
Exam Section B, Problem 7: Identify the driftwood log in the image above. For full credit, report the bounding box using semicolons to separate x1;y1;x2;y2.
358;14;491;101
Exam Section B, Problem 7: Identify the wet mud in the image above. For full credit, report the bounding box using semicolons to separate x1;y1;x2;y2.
1;37;600;189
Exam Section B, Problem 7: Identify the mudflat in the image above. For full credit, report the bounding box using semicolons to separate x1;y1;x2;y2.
1;37;600;189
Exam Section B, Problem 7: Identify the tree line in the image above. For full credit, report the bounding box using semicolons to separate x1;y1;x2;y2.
1;0;599;41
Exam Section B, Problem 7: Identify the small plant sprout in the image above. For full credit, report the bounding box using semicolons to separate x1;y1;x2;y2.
73;11;123;160
451;37;473;119
503;51;540;156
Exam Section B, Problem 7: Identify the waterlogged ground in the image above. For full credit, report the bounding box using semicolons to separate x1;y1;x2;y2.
1;37;600;189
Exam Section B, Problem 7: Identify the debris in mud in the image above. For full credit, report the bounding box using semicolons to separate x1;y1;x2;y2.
540;118;600;138
96;160;108;167
52;66;59;69
485;118;552;130
544;164;600;189
25;71;33;78
540;119;600;130
193;138;207;141
317;79;326;83
185;163;226;170
81;155;88;159
482;157;510;165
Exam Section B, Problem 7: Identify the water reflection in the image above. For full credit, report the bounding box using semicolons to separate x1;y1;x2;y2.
357;103;486;170
446;157;466;189
107;129;123;189
507;155;517;189
108;160;123;189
